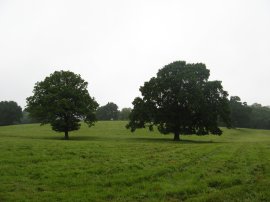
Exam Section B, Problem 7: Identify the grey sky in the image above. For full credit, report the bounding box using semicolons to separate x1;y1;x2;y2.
0;0;270;109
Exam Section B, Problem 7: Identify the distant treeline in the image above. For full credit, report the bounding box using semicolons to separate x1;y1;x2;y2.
95;102;131;121
229;96;270;130
21;103;132;124
20;110;39;124
1;98;270;130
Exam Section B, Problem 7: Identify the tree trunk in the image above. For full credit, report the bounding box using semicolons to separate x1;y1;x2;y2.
64;131;69;140
174;132;180;141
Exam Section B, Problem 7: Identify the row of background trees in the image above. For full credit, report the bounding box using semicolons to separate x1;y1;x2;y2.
96;98;270;130
1;97;270;129
96;102;131;121
0;101;132;126
228;96;270;130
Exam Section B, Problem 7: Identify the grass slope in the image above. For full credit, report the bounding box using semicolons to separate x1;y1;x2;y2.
0;121;270;201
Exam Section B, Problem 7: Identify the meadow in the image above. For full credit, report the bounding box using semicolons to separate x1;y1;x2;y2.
0;121;270;201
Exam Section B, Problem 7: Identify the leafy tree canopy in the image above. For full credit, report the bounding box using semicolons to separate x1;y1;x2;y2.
96;102;119;120
127;61;230;141
26;70;98;139
0;101;22;126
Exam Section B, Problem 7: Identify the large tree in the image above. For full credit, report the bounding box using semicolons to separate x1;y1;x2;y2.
0;101;22;126
26;70;98;139
127;61;230;141
96;102;119;120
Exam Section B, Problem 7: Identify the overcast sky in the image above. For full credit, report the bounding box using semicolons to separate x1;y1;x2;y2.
0;0;270;109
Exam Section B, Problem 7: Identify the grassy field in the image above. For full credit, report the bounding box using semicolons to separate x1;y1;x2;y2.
0;121;270;202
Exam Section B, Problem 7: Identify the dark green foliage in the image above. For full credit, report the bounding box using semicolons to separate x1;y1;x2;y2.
26;70;98;139
249;104;270;129
228;97;270;130
0;101;22;126
96;102;119;120
229;96;252;128
119;108;132;120
127;61;230;141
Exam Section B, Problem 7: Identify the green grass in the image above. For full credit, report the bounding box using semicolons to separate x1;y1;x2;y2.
0;121;270;201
